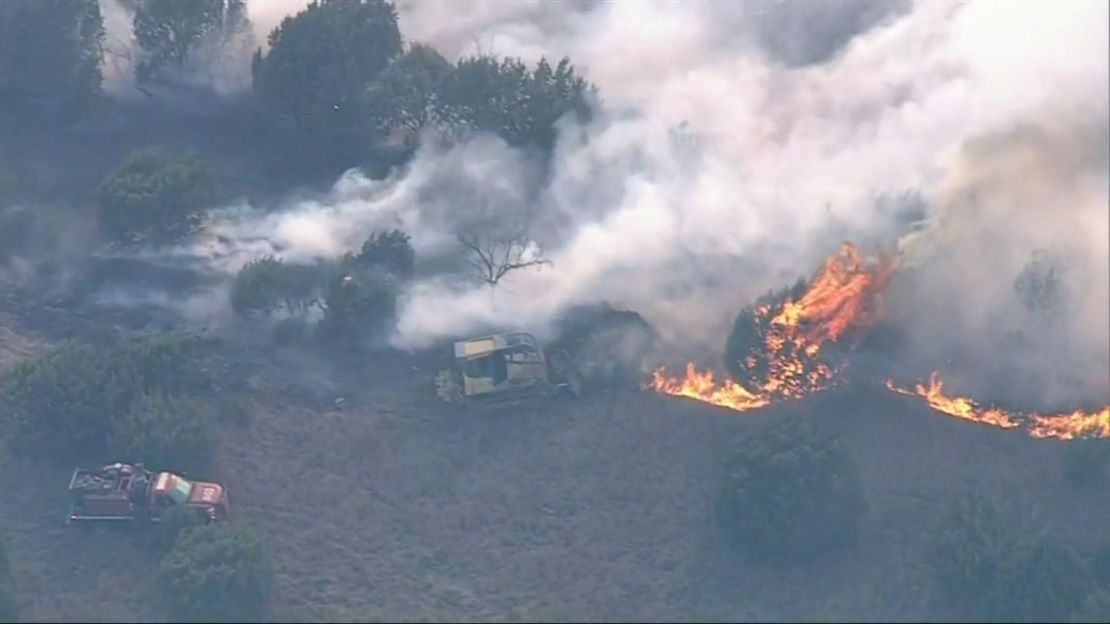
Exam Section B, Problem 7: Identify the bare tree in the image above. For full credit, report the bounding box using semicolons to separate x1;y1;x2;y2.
457;227;552;287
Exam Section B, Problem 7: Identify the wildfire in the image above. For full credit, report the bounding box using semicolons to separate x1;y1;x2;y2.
1029;409;1110;440
884;373;1020;430
886;372;1110;440
652;243;894;411
770;243;898;349
651;364;770;412
649;241;1108;443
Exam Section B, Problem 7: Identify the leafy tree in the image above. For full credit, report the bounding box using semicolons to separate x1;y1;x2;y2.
358;43;453;150
547;303;658;389
0;0;104;117
97;148;220;246
230;256;325;319
316;270;398;346
132;0;248;84
107;391;218;475
717;417;866;563
434;55;595;150
251;0;403;163
159;523;273;622
155;505;209;554
342;229;415;279
0;335;214;461
723;277;808;383
927;492;1091;622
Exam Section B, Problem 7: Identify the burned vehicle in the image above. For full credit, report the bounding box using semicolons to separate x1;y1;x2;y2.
66;462;229;526
436;332;583;409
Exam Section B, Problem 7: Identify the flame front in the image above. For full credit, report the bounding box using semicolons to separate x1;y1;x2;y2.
886;372;1110;440
770;243;897;349
652;243;893;410
652;364;770;412
884;373;1020;429
1029;409;1110;440
649;242;1108;443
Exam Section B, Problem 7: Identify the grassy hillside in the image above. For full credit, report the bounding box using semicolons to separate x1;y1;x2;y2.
1;328;1105;622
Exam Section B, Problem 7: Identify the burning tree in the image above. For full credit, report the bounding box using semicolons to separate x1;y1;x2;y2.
654;242;897;410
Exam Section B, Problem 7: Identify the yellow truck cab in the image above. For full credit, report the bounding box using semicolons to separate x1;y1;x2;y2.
441;332;581;408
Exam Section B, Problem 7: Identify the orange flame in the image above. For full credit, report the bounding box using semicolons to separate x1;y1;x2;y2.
652;243;893;410
651;364;770;412
887;372;1110;440
1028;409;1110;440
771;243;898;350
885;373;1020;429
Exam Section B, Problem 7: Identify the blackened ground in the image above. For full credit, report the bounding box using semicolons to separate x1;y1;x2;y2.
1;313;1106;622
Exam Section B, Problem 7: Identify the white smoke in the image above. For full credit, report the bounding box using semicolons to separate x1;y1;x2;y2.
99;0;256;100
170;0;1106;388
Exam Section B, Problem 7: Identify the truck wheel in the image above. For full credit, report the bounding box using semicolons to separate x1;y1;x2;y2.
548;349;583;398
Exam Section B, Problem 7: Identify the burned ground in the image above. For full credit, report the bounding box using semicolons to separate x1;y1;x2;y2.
0;308;1105;622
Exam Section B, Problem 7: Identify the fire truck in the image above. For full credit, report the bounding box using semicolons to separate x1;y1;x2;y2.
65;462;229;525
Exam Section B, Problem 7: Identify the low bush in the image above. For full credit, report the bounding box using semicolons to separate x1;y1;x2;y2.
716;416;866;563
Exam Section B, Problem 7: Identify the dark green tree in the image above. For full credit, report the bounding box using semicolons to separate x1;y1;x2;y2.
155;505;209;553
0;335;214;461
342;229;415;279
358;43;453;151
108;391;218;475
717;416;866;563
0;0;104;116
1014;249;1066;315
97;148;220;246
317;270;399;346
132;0;248;84
927;492;1091;622
251;0;403;163
230;256;326;319
434;55;595;150
159;523;273;622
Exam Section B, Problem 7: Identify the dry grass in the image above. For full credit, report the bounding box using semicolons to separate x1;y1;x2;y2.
1;332;1107;622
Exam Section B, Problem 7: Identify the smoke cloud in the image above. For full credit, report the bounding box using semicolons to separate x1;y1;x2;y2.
132;1;1106;400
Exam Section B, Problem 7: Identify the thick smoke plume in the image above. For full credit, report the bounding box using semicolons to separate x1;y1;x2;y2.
131;2;1106;401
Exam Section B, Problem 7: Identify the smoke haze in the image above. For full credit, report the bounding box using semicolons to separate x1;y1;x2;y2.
100;1;1108;400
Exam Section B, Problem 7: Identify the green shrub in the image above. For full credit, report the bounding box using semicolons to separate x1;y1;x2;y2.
155;505;209;554
159;523;273;622
926;492;1091;622
230;255;325;318
107;392;218;474
342;229;415;279
0;335;214;462
316;268;399;347
716;417;866;563
97;148;219;246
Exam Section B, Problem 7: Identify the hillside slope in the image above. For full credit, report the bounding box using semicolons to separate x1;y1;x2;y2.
3;339;1103;623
